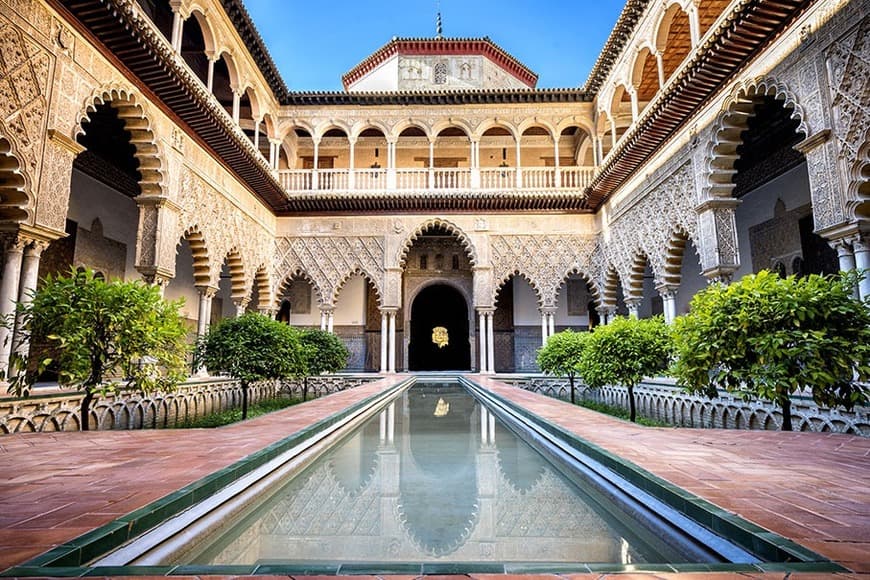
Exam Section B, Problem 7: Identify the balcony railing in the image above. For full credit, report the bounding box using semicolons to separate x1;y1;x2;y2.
278;166;595;194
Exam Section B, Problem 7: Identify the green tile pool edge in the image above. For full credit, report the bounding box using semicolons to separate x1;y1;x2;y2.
458;376;848;573
1;377;415;578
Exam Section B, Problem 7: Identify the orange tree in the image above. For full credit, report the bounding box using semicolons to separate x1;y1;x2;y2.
672;270;870;431
8;268;189;430
536;329;589;404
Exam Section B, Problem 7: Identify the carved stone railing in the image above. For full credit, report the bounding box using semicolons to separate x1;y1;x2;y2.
0;375;380;434
501;375;870;437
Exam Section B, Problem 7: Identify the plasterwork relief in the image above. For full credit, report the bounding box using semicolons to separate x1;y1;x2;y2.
176;167;271;293
602;161;699;290
0;14;52;202
274;236;385;307
489;234;598;309
827;16;870;208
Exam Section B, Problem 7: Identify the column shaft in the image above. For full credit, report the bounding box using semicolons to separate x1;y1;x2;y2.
854;239;870;302
478;311;486;373
540;312;548;347
388;312;396;373
380;313;388;372
0;240;25;375
486;312;495;374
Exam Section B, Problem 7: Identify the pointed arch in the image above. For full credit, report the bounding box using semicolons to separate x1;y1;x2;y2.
276;268;324;309
252;264;272;311
222;248;246;300
703;77;808;200
493;270;543;309
180;225;211;286
331;267;383;308
397;218;478;268
0;134;32;223
555;267;602;310
75;86;165;197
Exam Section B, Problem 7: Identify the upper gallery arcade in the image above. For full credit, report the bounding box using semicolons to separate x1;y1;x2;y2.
0;0;867;375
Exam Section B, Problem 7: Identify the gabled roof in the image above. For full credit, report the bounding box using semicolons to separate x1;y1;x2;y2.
341;37;539;90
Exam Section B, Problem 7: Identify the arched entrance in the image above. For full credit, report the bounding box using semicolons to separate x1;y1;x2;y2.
409;284;470;371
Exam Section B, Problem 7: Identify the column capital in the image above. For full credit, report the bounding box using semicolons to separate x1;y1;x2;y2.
196;285;219;298
540;306;558;315
655;284;679;299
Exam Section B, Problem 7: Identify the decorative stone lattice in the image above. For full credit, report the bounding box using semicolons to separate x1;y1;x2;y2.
509;377;869;437
274;236;386;307
489;234;599;308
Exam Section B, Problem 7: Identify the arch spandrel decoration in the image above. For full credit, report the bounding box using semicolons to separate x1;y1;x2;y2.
174;167;271;292
489;234;598;309
396;218;478;269
826;17;870;214
274;236;385;308
598;160;700;291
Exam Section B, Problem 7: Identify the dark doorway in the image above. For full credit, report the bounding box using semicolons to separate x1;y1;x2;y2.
409;284;470;371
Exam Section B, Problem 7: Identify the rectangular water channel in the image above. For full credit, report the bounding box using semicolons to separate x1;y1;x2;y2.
15;377;837;576
140;381;720;566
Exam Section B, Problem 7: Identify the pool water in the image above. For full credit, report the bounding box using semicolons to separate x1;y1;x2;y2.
183;383;689;565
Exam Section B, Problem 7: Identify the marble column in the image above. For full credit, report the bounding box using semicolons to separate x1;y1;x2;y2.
388;310;396;373
626;299;640;319
234;298;249;317
547;310;555;338
196;286;217;337
478;310;487;373
486;310;495;374
540;311;548;347
380;312;388;373
13;241;48;362
658;286;678;324
853;236;870;302
0;236;25;377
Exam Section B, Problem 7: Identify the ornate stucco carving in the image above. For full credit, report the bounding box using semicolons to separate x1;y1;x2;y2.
826;16;870;209
601;160;700;295
274;236;385;307
175;167;272;295
489;234;599;309
0;14;52;217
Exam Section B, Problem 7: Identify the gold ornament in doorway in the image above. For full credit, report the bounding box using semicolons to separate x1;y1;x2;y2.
432;326;449;348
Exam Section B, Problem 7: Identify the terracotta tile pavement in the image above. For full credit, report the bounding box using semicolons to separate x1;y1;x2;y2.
1;375;868;579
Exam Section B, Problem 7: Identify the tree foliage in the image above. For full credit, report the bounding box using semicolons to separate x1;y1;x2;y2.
9;268;189;430
536;329;589;403
580;315;672;422
299;329;349;400
672;270;870;430
200;313;307;418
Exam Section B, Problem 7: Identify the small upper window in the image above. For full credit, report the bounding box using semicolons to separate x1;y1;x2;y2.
433;61;448;85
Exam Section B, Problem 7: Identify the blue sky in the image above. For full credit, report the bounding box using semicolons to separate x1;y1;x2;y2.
243;1;627;91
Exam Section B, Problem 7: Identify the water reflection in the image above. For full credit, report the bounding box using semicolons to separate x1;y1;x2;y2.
189;384;684;565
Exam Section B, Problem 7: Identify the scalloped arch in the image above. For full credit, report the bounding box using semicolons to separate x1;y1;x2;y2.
493;270;544;309
252;264;272;311
555;268;602;310
703;77;808;200
276;268;325;309
0;133;32;223
75;86;165;197
397;219;478;268
331;267;383;308
220;248;246;300
180;225;211;287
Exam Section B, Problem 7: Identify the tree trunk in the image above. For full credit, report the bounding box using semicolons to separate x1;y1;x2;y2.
303;377;308;402
780;396;793;431
241;381;249;420
628;384;637;423
569;375;575;404
80;388;94;431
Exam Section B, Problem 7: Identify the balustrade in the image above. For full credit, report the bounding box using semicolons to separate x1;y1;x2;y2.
279;165;593;194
